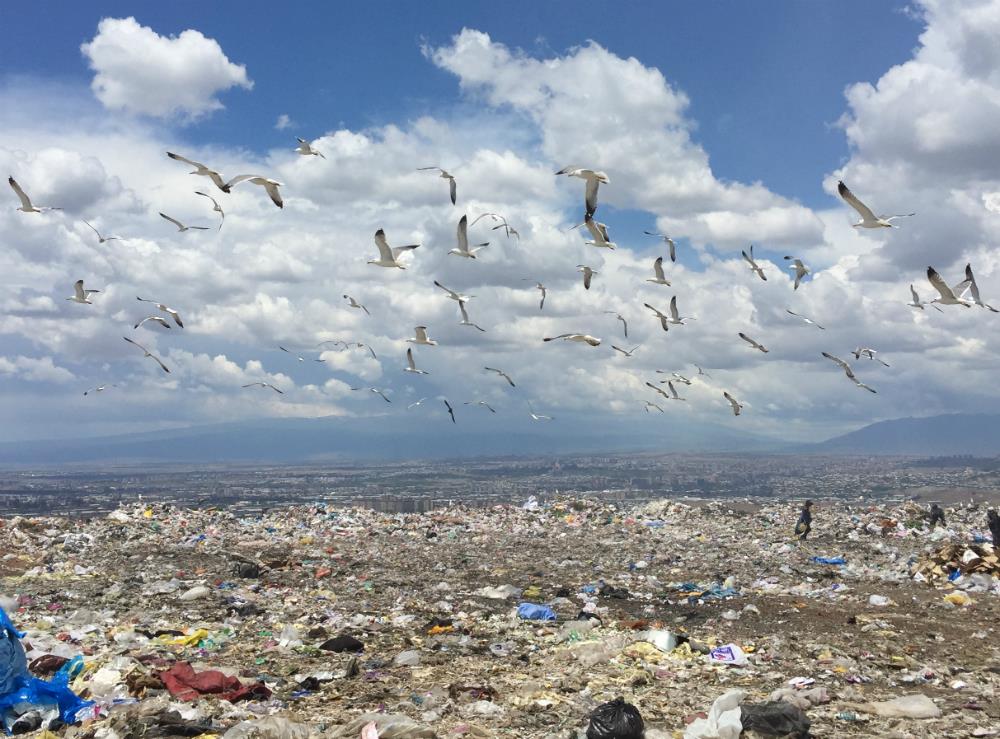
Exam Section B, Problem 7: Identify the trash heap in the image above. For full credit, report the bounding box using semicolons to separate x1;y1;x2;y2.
0;497;998;737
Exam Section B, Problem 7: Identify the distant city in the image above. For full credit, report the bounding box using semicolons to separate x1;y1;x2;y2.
2;452;999;517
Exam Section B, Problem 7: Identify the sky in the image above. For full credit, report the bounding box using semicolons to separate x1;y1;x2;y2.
2;1;1000;447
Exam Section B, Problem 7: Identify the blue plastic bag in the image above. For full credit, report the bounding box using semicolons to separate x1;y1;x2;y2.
517;602;556;621
812;556;846;566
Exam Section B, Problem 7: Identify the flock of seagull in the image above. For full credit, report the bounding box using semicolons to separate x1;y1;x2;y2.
7;142;995;425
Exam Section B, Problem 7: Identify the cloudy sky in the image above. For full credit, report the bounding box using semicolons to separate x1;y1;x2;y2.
3;1;1000;446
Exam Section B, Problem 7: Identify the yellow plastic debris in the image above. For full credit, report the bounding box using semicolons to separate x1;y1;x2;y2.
944;592;973;607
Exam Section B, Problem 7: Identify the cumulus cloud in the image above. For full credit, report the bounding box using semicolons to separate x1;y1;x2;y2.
275;114;294;130
80;17;252;119
0;355;75;384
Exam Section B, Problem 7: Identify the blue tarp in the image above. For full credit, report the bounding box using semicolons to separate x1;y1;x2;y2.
517;602;557;621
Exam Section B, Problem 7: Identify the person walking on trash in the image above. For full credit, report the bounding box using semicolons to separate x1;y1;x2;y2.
988;509;1000;554
928;502;945;530
795;500;813;541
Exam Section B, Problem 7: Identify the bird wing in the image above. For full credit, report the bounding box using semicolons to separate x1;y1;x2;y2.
837;181;878;221
583;269;592;289
456;215;469;252
741;250;756;267
391;244;419;259
123;336;148;353
194;190;221;210
738;332;758;349
361;343;377;359
224;174;260;190
543;334;573;342
652;257;666;282
909;284;920;304
645;381;669;399
167;151;204;169
83;220;101;238
8;177;34;209
159;212;184;230
669;296;679;321
415;326;428;342
263;181;283;208
434;280;459;299
583;214;602;242
374;229;394;261
449;177;457;205
821;352;852;375
163;308;183;327
459;300;471;323
723;392;741;414
927;266;957;300
374;389;391;403
585;177;600;216
73;280;86;301
644;303;667;320
406;348;417;370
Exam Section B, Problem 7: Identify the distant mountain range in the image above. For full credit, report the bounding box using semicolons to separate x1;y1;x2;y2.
0;412;996;466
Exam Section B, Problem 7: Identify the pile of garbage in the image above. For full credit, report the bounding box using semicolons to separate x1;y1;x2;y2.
0;497;998;736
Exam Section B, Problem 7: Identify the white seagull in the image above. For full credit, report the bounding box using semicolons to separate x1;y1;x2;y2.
471;212;520;240
458;300;486;332
166;152;229;192
295;137;326;158
543;333;601;347
581;214;616;250
644;401;664;413
852;347;890;367
343;294;370;315
670;372;693;386
665;296;694;325
645;256;672;286
644;231;677;262
907;284;942;312
8;177;60;213
404;347;428;375
784;256;810;290
665;381;687;401
417;167;457;205
450;215;489;258
123;336;170;373
742;245;767;281
136;297;184;327
408;326;438;346
555;166;608;216
83;220;119;243
195;191;225;230
604;311;628;338
954;263;999;312
224;175;284;208
134;315;172;330
838;180;914;228
407;397;428;409
83;384;116;396
577;265;598;290
67;279;100;304
645;382;671;401
522;280;547;310
785;308;825;330
612;345;640;357
723;391;743;416
370;229;419;269
160;212;210;232
243;382;284;394
738;332;769;353
350;386;392;403
464;400;496;413
822;352;877;393
696;365;712;378
927;266;972;307
644;302;672;332
435;280;474;302
527;402;553;421
484;366;515;387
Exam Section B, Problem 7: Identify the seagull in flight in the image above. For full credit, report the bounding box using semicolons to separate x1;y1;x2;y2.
354;342;378;359
953;263;999;312
417;167;457;205
664;296;694;326
134;315;172;330
784;257;809;290
370;229;419;268
167;152;230;192
160;212;210;232
670;372;693;386
123;336;170;373
723;391;743;416
581;214;616;249
527;402;553;421
738;332;769;353
644;401;664;413
484;367;515;387
83;384;116;396
645;256;671;286
450;215;489;258
471;212;519;240
852;347;890;366
443;398;457;423
408;326;438;346
350;386;391;403
404;347;429;375
665;381;687;401
822;352;877;393
458;300;486;332
279;346;321;362
543;333;601;347
464;400;496;413
742;245;767;281
295;137;326;158
645;382;672;402
644;302;672;332
644;231;677;262
224;175;283;208
407;397;428;409
243;382;284;394
522;280;547;310
67;279;100;304
343;294;370;315
604;311;628;338
785;308;825;329
612;345;640;357
696;365;712;378
577;265;598;290
435;280;474;302
555;166;609;216
927;266;973;307
8;177;60;212
136;297;184;327
195;191;225;230
907;284;942;312
83;220;119;243
838;180;914;228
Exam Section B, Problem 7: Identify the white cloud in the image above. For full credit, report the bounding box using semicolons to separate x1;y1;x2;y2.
0;355;75;384
275;114;294;130
80;17;252;119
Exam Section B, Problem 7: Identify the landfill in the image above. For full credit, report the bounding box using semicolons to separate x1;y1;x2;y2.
0;496;998;737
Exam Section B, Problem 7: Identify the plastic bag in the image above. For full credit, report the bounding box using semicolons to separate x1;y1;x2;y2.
740;700;811;738
849;693;941;719
586;697;644;739
708;644;748;666
684;689;745;739
223;716;314;739
517;603;556;621
331;713;435;738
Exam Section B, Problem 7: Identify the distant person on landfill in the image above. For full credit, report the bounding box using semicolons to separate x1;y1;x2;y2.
927;503;946;530
988;509;1000;553
795;500;812;541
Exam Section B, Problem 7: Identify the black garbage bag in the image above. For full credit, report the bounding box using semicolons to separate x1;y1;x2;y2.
740;700;811;738
586;697;644;739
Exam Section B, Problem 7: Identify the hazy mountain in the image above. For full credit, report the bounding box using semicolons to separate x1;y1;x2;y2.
813;413;1000;456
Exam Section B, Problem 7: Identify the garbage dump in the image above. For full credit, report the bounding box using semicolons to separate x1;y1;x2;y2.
0;497;998;736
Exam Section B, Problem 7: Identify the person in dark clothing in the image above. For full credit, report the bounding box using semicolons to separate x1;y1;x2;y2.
795;500;813;540
988;509;1000;553
928;503;946;530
